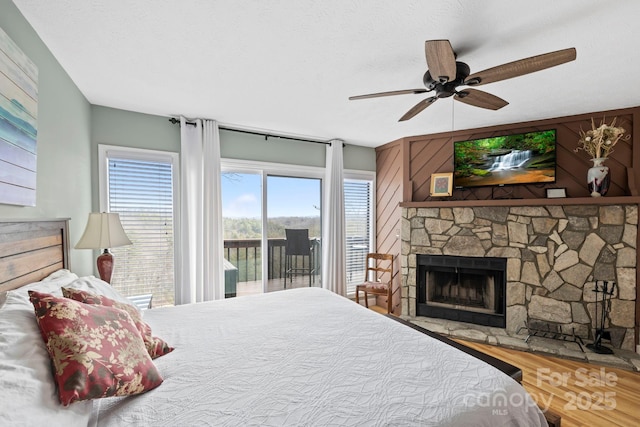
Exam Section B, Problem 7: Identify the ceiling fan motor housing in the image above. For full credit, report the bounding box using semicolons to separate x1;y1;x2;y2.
423;61;471;98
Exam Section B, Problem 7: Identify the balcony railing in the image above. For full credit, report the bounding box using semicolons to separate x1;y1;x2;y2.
224;238;322;284
224;236;369;296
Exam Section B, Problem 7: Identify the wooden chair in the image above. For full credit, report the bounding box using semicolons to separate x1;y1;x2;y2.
355;253;394;313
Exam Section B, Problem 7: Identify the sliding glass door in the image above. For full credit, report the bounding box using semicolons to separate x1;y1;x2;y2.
221;172;263;296
221;162;324;296
266;175;321;291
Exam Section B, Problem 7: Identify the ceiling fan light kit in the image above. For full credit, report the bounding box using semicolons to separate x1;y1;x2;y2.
350;40;577;121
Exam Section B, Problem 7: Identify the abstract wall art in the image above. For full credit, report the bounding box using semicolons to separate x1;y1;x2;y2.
0;25;38;206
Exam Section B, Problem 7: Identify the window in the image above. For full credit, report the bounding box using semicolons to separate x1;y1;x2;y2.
344;177;374;295
99;145;179;306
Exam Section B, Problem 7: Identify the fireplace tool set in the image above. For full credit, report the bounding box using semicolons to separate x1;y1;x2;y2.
586;281;616;354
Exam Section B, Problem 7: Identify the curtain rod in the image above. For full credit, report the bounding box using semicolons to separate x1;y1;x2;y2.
168;117;331;146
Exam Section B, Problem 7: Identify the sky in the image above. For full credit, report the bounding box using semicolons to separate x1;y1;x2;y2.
222;173;321;218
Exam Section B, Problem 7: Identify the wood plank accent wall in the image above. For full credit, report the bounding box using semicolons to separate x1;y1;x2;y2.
376;105;640;327
374;140;403;312
407;107;636;202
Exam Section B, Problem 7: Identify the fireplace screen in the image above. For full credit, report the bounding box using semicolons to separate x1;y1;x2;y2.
417;255;506;328
426;269;496;314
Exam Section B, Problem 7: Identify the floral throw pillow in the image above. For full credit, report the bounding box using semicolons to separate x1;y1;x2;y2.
62;287;173;359
28;290;164;406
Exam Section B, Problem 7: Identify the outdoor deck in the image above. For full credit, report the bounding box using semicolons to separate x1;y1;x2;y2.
235;275;322;297
225;237;367;297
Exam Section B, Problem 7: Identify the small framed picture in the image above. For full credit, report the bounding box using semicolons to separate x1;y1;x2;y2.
430;173;453;197
546;188;567;198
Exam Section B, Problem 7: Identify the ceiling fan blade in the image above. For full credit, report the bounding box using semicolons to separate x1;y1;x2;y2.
349;89;428;100
454;89;508;110
464;47;576;86
425;40;457;84
399;96;438;121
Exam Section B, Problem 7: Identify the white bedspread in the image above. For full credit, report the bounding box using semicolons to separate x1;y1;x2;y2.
91;288;547;426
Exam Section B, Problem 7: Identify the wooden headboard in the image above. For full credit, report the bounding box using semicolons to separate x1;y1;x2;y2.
0;219;70;292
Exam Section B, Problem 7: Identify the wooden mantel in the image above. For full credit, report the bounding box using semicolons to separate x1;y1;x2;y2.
400;196;640;209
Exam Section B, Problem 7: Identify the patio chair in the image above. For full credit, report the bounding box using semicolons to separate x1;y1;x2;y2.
284;228;316;288
355;253;394;313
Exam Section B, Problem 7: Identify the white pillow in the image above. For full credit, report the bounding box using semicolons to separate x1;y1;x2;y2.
0;272;92;426
0;268;78;313
41;268;77;282
5;269;79;301
64;276;137;308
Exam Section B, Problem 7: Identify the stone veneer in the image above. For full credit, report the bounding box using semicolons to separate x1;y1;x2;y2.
401;204;638;351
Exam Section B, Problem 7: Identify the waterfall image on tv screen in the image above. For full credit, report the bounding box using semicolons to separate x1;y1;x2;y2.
453;129;556;188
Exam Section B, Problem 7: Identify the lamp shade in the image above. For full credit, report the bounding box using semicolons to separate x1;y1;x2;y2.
75;213;132;249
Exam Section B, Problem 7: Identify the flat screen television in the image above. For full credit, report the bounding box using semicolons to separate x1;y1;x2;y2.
453;129;556;188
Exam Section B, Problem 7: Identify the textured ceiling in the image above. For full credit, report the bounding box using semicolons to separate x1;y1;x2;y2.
11;0;640;147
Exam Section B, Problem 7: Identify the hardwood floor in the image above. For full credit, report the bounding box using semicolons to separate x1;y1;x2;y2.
456;339;640;427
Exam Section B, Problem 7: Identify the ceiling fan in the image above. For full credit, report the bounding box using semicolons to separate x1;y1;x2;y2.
349;40;576;121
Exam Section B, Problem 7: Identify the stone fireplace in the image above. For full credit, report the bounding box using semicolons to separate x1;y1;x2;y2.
417;254;506;327
401;204;638;351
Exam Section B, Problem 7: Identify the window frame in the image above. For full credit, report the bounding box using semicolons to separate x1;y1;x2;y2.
98;144;181;300
343;169;376;297
221;158;326;293
222;158;375;295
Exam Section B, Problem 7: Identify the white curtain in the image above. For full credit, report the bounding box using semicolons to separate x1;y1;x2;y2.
321;139;346;295
177;117;225;304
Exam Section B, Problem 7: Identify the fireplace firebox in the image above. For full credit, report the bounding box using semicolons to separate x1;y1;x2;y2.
417;255;506;328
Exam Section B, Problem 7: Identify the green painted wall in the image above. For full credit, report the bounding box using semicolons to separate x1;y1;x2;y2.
0;0;94;275
91;105;376;172
220;129;376;171
343;144;376;172
219;128;326;167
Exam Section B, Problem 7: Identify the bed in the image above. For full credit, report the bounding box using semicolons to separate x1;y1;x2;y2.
1;219;548;426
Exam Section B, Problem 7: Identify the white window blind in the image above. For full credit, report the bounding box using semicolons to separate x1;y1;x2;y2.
344;179;372;295
107;156;175;307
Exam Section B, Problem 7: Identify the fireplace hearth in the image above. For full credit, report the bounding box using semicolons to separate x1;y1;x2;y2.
417;255;506;328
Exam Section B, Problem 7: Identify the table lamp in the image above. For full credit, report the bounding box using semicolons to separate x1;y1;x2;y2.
75;212;132;283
